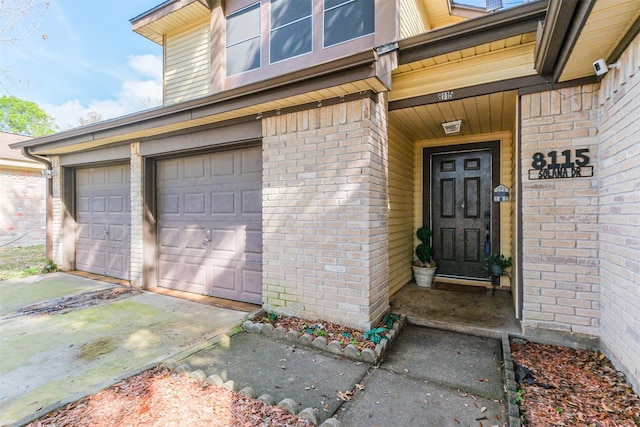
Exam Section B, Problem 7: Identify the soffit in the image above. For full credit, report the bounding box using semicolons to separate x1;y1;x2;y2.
132;0;210;45
416;0;466;29
25;77;383;156
559;0;640;82
389;90;518;141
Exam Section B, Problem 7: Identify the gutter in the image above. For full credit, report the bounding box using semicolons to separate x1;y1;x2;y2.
21;147;53;261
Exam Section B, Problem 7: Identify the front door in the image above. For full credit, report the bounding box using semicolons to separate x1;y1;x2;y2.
427;145;497;279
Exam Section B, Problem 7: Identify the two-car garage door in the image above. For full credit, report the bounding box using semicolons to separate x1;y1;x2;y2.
156;146;263;304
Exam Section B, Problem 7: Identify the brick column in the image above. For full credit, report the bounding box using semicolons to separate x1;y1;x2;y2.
520;85;600;337
50;155;63;267
262;93;390;331
129;142;144;288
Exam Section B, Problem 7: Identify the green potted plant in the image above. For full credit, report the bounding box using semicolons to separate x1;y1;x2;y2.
412;226;437;288
484;253;512;277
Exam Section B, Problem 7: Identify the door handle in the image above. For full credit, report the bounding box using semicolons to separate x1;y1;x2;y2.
203;230;211;244
104;225;110;236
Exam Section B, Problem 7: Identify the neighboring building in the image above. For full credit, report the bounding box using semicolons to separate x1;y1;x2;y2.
10;0;640;389
0;132;45;248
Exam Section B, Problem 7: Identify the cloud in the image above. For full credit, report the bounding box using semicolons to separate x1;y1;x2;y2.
43;54;163;130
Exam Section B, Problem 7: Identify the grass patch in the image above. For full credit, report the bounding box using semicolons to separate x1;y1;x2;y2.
0;245;46;280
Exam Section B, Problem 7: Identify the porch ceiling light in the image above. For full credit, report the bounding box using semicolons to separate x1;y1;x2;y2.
442;119;462;135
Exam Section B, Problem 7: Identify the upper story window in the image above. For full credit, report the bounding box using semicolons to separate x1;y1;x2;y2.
270;0;313;63
226;3;261;76
450;0;534;13
323;0;374;48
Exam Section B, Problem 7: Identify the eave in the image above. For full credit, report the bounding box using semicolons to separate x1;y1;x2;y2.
10;50;387;155
398;0;548;65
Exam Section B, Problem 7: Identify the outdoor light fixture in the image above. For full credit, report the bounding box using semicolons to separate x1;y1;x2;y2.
442;120;462;135
42;168;55;179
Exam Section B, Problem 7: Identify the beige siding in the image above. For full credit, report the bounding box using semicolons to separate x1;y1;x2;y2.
399;0;429;39
164;20;210;104
388;120;415;296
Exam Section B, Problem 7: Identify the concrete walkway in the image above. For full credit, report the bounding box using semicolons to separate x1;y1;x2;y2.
1;274;510;427
0;273;249;426
182;325;507;426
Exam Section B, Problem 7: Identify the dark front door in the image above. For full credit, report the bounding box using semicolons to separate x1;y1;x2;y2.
430;148;494;279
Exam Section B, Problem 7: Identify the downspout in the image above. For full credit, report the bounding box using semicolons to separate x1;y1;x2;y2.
21;147;53;261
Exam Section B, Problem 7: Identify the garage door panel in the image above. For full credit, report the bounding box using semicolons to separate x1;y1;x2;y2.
158;193;180;215
185;193;207;214
185;156;206;178
75;164;130;280
242;189;261;214
157;147;262;303
108;195;125;213
159;259;207;294
211;151;234;176
211;192;235;214
241;148;261;173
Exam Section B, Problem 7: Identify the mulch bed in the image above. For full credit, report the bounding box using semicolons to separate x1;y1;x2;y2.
27;365;313;427
511;339;640;426
256;313;391;352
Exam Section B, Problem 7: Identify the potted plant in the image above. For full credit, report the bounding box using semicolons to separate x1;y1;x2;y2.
484;253;512;276
412;226;437;288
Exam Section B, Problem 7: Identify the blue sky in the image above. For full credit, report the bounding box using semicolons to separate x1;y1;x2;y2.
0;0;164;130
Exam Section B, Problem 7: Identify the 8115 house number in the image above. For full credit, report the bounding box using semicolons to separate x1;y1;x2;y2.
528;149;594;180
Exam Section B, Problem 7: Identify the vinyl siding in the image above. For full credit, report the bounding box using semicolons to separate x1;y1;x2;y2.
388;120;415;296
165;20;210;104
399;0;429;39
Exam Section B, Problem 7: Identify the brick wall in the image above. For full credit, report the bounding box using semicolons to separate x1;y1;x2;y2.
597;34;640;390
129;142;143;288
0;168;45;247
520;85;600;337
262;94;390;331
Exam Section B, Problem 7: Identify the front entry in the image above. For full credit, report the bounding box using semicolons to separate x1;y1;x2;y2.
425;143;499;280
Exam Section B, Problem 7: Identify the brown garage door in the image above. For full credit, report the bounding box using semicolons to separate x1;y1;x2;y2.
156;146;262;304
75;164;131;280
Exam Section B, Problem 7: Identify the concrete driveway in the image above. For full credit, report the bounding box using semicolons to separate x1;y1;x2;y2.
0;273;250;426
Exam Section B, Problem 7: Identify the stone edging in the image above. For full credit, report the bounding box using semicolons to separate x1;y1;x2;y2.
242;313;407;365
162;360;341;427
502;334;521;427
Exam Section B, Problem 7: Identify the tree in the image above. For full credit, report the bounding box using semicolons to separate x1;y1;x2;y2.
0;0;50;89
77;110;103;127
0;95;57;136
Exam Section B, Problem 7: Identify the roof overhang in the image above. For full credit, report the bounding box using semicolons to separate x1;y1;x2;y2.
398;0;548;65
131;0;211;45
11;50;391;155
535;0;640;83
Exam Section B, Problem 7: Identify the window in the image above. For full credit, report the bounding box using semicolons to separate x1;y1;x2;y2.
226;3;261;76
270;0;312;63
323;0;374;48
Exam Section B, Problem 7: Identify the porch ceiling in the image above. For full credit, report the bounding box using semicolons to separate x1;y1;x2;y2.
389;90;518;141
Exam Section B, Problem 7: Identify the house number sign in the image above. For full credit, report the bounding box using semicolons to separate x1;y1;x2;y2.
528;148;594;180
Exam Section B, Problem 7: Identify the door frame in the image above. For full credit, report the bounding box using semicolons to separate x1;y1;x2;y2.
422;141;501;280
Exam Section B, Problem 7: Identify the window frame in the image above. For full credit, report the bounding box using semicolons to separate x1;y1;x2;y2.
322;0;375;49
269;0;313;64
225;2;262;77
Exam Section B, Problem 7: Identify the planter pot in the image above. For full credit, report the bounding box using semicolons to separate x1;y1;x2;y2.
490;264;503;276
412;265;436;288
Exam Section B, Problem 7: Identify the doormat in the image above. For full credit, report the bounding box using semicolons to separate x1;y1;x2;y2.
431;282;487;294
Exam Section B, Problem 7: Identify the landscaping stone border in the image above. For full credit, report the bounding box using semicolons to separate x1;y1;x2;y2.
162;360;341;427
242;312;407;366
502;334;521;427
